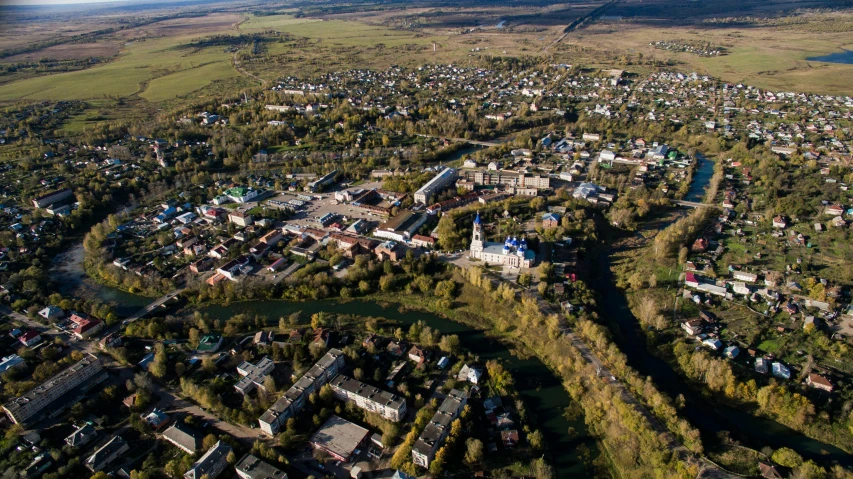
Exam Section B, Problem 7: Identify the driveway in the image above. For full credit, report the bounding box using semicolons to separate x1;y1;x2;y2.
152;385;265;443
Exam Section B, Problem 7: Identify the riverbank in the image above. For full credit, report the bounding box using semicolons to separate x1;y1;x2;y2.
601;160;853;469
190;289;602;478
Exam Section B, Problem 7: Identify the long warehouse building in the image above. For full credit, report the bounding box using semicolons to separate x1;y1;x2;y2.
413;168;456;204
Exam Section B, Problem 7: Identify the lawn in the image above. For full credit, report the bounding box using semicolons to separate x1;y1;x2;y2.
758;338;784;355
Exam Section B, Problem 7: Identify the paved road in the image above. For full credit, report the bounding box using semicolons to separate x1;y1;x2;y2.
415;134;502;147
152;383;265;443
674;200;713;208
123;289;184;324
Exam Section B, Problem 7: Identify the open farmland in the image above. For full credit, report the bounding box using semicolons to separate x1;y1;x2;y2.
561;11;853;94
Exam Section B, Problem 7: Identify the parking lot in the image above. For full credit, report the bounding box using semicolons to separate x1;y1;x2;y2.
264;182;388;229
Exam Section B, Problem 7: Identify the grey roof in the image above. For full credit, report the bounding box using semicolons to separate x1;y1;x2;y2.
235;454;287;479
259;349;343;426
4;354;101;416
163;422;202;453
186;441;232;479
66;424;97;447
329;374;405;411
413;389;466;457
309;415;369;459
87;435;128;469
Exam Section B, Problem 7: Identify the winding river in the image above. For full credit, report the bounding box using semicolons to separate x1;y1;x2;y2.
593;154;852;468
52;249;596;477
50;152;850;473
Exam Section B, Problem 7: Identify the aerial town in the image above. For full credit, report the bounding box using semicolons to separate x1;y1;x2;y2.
1;2;853;479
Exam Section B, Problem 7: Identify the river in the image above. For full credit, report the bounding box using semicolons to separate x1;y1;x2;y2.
196;300;596;477
52;247;596;476
592;154;852;468
684;153;715;203
51;150;850;472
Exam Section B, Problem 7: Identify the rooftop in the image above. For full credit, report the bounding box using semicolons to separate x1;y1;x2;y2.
235;454;287;479
4;354;100;414
309;415;369;460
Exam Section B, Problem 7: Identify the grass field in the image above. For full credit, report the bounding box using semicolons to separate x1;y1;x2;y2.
0;30;242;102
0;12;548;103
565;15;853;95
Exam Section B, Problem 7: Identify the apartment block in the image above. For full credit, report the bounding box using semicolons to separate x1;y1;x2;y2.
258;349;344;435
412;389;467;468
3;354;103;425
328;374;407;422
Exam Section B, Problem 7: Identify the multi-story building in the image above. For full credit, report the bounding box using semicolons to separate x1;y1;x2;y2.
412;389;467;468
235;454;287;479
463;170;550;190
328;374;407;422
184;441;232;479
3;354;104;425
235;357;275;395
307;170;338;192
414;168;457;204
258;349;345;435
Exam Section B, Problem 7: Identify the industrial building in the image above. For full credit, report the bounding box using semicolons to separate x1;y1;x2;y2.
309;415;370;463
413;168;456;204
307;170;338;192
373;211;428;242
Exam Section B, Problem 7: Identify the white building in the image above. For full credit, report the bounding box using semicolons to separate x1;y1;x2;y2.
235;357;275;395
469;213;535;268
328;374;407;422
414;168;456;204
3;354;103;424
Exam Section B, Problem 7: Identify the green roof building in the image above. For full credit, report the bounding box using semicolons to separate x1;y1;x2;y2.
197;334;223;353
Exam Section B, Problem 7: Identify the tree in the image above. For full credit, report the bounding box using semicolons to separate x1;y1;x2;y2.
202;355;216;373
438;334;460;355
189;328;200;348
538;262;553;282
429;446;447;475
91;472;111;479
464;438;484;465
263;375;277;393
771;447;804;468
202;434;218;451
311;312;327;329
528;429;544;450
436;214;465;251
226;451;237;465
149;343;168;378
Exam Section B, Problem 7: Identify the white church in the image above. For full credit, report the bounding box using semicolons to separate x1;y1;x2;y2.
469;212;535;268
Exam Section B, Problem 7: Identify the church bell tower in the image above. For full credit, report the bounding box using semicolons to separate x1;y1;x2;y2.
470;212;484;255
